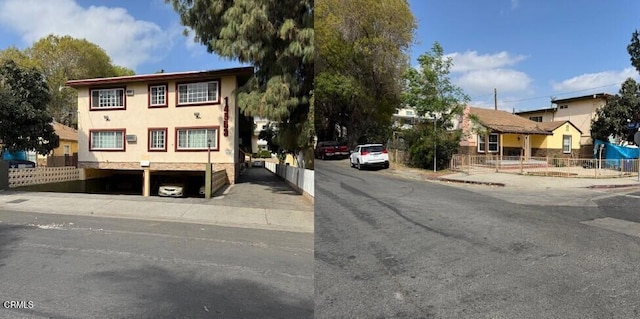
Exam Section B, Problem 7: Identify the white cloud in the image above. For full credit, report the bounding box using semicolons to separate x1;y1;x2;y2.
456;68;532;96
0;0;173;71
446;51;527;73
551;68;639;92
511;0;520;10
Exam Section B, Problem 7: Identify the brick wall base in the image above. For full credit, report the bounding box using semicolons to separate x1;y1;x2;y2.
79;161;238;184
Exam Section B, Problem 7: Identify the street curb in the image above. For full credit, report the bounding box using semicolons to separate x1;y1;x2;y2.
434;177;506;187
586;184;640;189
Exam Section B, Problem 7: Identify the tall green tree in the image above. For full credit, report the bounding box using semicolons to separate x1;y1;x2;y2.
168;0;314;161
0;60;59;155
591;78;640;144
315;0;416;147
400;42;470;170
628;30;640;74
0;35;135;128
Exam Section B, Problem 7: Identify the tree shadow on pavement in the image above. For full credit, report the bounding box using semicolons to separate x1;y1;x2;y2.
0;224;29;268
235;167;301;196
88;265;313;318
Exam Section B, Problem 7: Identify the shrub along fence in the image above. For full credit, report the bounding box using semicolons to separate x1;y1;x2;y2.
450;154;639;178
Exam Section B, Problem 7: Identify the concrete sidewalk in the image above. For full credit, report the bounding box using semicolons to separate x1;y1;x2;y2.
0;167;313;233
385;166;640;190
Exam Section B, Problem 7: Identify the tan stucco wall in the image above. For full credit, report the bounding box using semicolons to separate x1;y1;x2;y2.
76;76;239;168
519;110;555;122
553;98;606;145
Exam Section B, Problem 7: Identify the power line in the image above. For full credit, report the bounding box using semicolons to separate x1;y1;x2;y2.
503;83;620;103
470;82;622;104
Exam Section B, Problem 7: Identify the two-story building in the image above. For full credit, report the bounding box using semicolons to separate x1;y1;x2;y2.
515;93;611;157
66;67;254;197
252;116;271;154
392;107;424;130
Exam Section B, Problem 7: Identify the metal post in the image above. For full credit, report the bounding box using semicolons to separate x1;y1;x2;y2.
205;139;212;199
433;117;437;172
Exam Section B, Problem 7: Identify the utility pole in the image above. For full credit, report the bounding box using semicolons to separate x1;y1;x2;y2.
494;88;498;111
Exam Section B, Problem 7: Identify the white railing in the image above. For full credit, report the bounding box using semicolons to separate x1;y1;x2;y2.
265;162;314;197
450;154;639;178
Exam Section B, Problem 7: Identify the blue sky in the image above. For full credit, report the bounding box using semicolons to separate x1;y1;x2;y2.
0;0;246;75
408;0;640;111
0;0;638;113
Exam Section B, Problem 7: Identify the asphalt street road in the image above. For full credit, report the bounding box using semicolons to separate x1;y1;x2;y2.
315;159;640;319
0;211;313;318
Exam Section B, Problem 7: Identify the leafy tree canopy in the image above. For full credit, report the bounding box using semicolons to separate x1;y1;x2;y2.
315;0;416;147
0;60;59;155
168;0;314;155
401;42;469;127
399;42;469;170
0;34;134;128
591;78;640;144
628;30;640;74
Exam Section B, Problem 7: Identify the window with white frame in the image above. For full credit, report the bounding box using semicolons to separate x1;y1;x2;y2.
563;135;571;153
63;145;70;155
149;129;167;151
90;130;124;150
91;88;125;109
177;81;219;105
149;85;167;107
176;128;218;150
477;133;499;152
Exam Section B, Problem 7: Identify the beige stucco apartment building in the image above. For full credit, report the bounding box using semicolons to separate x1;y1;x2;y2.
66;67;253;196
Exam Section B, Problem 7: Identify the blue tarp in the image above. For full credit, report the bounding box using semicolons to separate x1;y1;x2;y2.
593;140;639;159
2;150;27;161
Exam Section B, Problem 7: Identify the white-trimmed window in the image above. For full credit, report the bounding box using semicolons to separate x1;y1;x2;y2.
176;128;218;150
478;133;499;152
563;135;571;153
177;81;219;105
149;85;167;107
90;130;125;150
91;88;125;109
149;128;167;151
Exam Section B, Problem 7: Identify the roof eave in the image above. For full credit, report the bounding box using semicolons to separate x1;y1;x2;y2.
65;66;254;88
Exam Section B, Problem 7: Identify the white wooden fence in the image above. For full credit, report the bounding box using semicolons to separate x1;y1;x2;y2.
264;162;314;198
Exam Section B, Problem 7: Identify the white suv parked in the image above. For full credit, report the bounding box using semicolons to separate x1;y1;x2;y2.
349;144;390;170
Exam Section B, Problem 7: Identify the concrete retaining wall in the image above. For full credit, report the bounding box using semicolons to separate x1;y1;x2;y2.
8;167;81;188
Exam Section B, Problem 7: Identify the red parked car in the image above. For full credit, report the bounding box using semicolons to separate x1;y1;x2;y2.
315;141;350;160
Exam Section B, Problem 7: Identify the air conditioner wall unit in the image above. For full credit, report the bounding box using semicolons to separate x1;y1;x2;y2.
126;89;134;96
125;134;137;142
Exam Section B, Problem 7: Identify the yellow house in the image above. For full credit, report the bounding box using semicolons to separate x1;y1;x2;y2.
66;67;254;196
458;106;582;158
37;121;79;167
